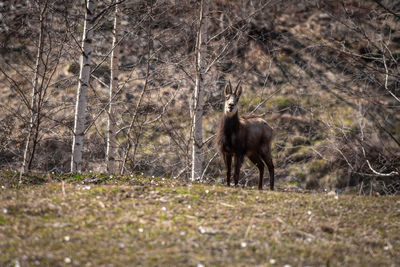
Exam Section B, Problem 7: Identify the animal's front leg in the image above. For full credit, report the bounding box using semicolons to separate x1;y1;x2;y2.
233;154;244;186
224;153;232;186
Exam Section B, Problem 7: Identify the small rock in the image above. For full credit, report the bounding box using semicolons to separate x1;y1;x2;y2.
198;226;221;235
327;191;336;196
98;201;105;208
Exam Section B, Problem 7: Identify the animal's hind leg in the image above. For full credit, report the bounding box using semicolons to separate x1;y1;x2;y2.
249;154;264;190
223;153;232;186
261;151;274;191
233;154;244;186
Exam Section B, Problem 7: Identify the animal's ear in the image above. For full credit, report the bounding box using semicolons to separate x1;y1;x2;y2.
234;81;242;98
224;82;232;95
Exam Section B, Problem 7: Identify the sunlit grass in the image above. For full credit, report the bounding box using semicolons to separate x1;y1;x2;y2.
0;173;399;266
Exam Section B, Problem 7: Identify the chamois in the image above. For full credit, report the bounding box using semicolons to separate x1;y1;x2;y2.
217;81;274;190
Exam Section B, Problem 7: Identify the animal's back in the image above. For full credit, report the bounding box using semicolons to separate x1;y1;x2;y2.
240;116;273;152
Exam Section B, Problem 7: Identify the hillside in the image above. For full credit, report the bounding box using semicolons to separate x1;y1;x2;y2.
0;174;399;266
0;0;399;192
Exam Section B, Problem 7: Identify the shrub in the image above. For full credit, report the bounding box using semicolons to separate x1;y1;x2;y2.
275;97;297;112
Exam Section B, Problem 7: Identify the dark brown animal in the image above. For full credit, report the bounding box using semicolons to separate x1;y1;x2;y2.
216;81;274;190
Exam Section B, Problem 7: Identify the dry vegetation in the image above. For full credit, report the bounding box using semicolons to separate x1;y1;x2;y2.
0;172;399;266
1;0;399;193
1;1;399;266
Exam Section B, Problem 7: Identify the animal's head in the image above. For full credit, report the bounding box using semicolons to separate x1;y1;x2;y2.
224;81;242;116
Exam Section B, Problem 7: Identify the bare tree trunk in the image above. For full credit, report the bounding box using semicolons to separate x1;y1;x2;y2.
191;0;208;181
71;0;95;173
20;1;48;178
106;3;120;174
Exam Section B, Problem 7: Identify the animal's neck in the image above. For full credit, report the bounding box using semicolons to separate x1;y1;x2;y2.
222;111;240;133
217;111;240;150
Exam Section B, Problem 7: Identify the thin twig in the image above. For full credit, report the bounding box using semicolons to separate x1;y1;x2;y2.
200;152;218;181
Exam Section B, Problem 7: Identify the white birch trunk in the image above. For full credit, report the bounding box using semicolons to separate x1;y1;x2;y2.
106;3;120;174
191;0;209;181
71;0;95;173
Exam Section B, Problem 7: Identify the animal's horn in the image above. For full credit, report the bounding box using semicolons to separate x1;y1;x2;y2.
235;80;242;92
234;80;243;97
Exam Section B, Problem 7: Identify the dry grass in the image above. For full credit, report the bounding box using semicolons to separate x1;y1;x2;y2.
0;173;399;266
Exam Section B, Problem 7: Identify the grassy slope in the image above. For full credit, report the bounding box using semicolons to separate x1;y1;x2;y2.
0;174;399;266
